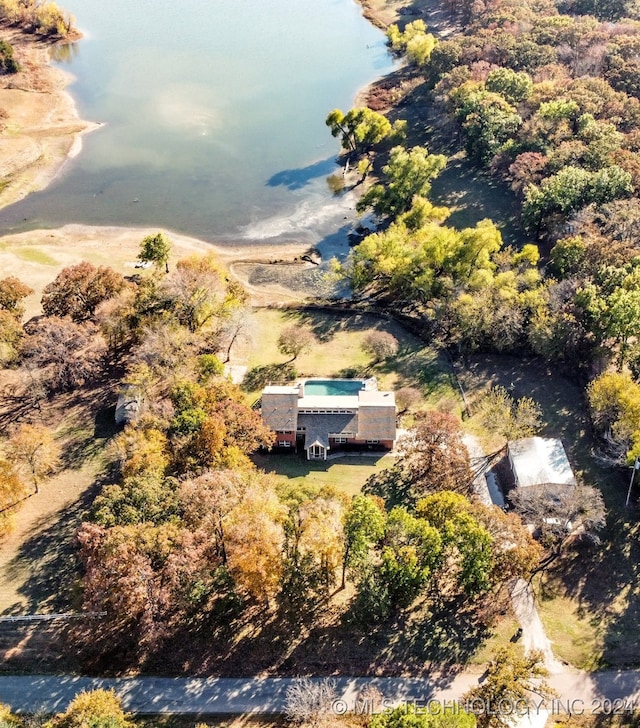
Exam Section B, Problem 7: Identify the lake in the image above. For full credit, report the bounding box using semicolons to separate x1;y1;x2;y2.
0;0;395;249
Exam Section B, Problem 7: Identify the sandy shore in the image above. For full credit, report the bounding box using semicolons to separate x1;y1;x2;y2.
0;224;336;315
0;27;99;210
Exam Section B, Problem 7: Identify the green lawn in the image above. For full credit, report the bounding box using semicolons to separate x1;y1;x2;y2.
243;308;460;413
253;452;394;497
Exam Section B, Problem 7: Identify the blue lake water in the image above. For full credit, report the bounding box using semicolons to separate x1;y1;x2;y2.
0;0;395;248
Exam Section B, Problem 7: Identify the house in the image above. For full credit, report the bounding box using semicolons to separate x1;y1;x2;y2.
260;378;397;460
508;436;577;488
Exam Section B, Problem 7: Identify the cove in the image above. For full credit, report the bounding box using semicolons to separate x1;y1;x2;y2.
0;0;395;248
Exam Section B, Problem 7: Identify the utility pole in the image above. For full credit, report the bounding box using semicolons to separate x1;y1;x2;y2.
625;455;640;508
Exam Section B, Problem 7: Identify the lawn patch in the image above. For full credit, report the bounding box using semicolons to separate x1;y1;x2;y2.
253;452;394;497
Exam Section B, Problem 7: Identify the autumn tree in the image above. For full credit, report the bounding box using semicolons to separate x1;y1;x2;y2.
362;331;399;362
5;423;61;494
0;458;26;538
395;387;422;414
277;326;316;361
138;231;172;273
46;689;133;728
41;261;128;321
0;276;33;315
365;411;473;507
224;479;286;605
464;647;554;728
161;254;230;332
588;371;640;463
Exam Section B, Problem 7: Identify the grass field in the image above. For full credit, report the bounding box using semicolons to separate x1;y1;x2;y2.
242;308;459;413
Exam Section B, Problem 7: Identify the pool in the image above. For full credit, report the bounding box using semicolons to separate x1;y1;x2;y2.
302;380;365;396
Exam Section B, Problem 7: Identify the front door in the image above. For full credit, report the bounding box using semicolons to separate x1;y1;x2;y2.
309;444;325;460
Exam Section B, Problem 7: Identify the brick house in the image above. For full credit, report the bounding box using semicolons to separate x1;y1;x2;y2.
260;378;397;460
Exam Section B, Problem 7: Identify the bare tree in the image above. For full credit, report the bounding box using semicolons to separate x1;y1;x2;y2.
510;483;606;551
285;678;338;727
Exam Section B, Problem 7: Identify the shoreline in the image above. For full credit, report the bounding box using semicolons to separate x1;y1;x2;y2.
0;3;407;305
0;27;99;211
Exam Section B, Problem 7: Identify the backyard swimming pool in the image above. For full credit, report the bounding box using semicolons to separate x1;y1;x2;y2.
302;380;365;396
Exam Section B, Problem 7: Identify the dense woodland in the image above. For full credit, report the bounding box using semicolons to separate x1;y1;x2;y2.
328;0;640;469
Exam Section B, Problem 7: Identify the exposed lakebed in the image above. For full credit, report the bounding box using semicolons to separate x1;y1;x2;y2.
0;0;395;251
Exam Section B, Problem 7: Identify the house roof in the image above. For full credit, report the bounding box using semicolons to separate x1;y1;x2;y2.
261;390;299;431
509;437;577;488
358;390;396;406
298;412;359;438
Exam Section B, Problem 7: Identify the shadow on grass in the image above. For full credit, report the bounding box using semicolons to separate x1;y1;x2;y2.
1;476;103;616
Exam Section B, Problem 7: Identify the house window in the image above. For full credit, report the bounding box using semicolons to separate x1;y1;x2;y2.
366;439;379;444
278;440;292;447
332;437;347;444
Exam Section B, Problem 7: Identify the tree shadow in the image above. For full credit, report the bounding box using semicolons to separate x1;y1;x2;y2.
1;475;104;616
267;158;340;191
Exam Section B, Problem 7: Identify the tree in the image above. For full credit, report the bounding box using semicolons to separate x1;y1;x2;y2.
0;458;26;538
357;145;447;219
277;326;316;361
485;68;533;104
20;317;106;393
0;276;32;315
326;107;395;159
474;386;544;441
371;702;476;728
161;254;229;332
588;371;640;463
341;494;386;588
463;647;554;728
366;411;473;507
46;689;132;728
41;261;127;321
224;480;286;605
138;232;172;273
387;20;438;66
395;387;422;414
510;483;606;549
362;331;399;362
5;423;61;494
285;678;337;727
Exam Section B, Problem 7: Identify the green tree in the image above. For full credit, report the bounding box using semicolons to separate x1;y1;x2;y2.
485;68;533;104
357;145;447;219
371;702;476;728
341;494;386;588
138;232;172;273
325;107;395;159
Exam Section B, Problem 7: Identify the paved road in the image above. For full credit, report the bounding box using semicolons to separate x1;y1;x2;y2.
0;672;639;715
